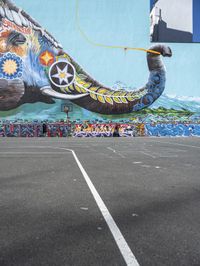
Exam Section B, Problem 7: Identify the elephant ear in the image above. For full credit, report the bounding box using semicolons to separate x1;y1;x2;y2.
0;79;25;111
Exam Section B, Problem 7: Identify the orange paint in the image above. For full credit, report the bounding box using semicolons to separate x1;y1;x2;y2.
2;18;32;35
0;29;27;56
39;51;54;66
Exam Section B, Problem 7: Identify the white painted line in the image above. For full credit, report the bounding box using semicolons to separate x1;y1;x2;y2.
107;147;125;158
80;207;89;211
151;140;200;149
140;151;156;159
0;152;69;155
70;149;139;266
140;165;151;168
107;147;116;153
4;145;140;265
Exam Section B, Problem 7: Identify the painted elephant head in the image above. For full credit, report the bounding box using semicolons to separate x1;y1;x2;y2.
0;0;172;114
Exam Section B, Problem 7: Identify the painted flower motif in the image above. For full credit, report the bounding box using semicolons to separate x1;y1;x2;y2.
0;53;23;80
49;60;75;87
39;50;55;67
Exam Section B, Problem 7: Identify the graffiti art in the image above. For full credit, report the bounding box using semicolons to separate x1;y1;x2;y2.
0;0;172;115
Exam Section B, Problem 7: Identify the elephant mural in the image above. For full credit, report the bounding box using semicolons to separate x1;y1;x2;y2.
0;0;172;115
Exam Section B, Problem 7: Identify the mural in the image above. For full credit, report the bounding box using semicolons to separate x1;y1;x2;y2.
0;122;71;137
0;0;199;130
145;123;200;137
1;121;200;137
0;0;172;117
73;123;145;137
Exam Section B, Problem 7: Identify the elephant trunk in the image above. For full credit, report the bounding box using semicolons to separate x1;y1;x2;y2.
130;44;172;112
147;44;172;71
47;45;172;115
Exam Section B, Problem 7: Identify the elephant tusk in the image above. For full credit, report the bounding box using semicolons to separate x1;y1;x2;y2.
40;86;88;100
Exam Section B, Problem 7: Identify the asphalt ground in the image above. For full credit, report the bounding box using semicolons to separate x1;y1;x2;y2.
0;137;200;266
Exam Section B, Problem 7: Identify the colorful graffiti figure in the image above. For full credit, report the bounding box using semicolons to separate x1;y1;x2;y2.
0;0;172;114
0;122;71;137
145;123;200;137
1;122;200;137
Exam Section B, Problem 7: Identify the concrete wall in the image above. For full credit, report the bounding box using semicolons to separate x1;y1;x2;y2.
154;0;192;33
150;0;193;42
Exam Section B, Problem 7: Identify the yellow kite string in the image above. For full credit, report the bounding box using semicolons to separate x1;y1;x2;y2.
75;0;161;55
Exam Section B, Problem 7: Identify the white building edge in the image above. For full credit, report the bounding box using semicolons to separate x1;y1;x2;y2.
150;0;193;42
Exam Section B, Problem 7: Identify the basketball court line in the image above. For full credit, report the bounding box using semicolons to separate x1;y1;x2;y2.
107;147;126;158
149;140;200;149
0;152;69;155
1;145;140;266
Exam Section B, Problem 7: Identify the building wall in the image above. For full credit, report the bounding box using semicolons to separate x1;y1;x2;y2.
0;0;200;123
154;0;193;33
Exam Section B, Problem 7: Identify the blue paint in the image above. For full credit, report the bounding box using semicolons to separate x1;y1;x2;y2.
150;0;154;10
1;122;200;137
0;53;23;80
0;123;70;137
193;0;200;42
145;123;200;137
132;70;166;112
22;50;50;88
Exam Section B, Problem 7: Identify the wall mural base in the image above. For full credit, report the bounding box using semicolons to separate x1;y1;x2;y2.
1;93;199;124
1;122;200;137
0;1;199;137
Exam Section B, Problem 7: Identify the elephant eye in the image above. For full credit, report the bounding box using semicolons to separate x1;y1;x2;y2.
7;31;26;46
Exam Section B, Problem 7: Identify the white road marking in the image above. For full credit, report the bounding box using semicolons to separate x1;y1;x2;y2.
151;140;200;149
0;152;68;155
133;162;142;164
140;165;151;168
70;148;139;266
107;147;116;153
3;145;140;266
140;151;156;159
107;147;125;158
80;207;89;211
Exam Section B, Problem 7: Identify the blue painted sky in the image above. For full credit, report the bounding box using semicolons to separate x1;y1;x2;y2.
14;0;200;97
